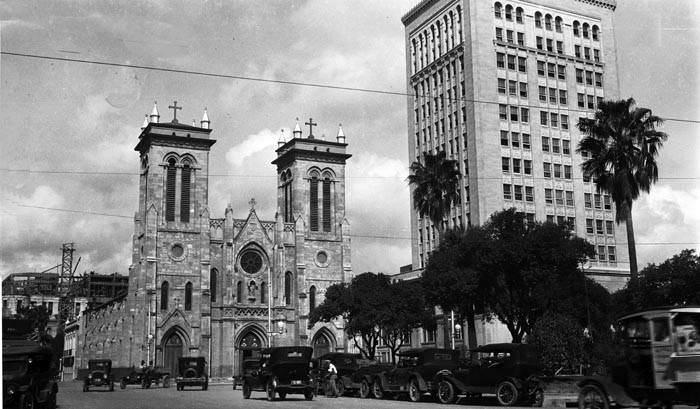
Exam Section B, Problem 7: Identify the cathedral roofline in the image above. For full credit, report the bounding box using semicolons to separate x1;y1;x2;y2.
274;136;348;153
135;122;216;152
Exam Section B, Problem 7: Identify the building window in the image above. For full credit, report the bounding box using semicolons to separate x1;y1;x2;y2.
507;55;516;70
236;281;242;303
576;69;583;84
585;193;592;208
494;2;502;18
517;32;525;46
185;282;192;311
309;286;316;311
511;132;520;148
555;190;564;205
556;40;563;54
550;113;558;128
583;23;590;39
592;25;600;41
555;16;562;32
594;194;602;209
606;220;614;235
503;184;512;200
497;52;505;68
561;115;569;130
566;191;574;206
510;106;519;121
598;245;606;261
557;64;566;80
322;178;332;232
545;188;553;204
261;282;267;304
499;104;507;120
496;27;503;42
608;246;616;262
522;134;531;150
498;78;506;94
514;185;523;201
586;219;594;234
161;281;169;310
537;61;545;76
500;130;509;146
539;86;547;102
578;93;585;108
553;163;562;178
595;72;603;87
502;157;510;173
519;82;528;98
518;57;526;72
524;159;532;175
562;140;570;155
508;80;517;95
543;162;552;178
525;186;534;202
549;87;557;104
284;272;293;306
564;165;572;179
604;195;612;210
575;45;581;58
542;136;550;152
310;176;319;231
596;219;604;235
540;111;548;126
594;49;600;63
210;269;217;303
165;158;177;222
521;108;529;123
559;90;568;105
513;158;521;173
516;7;523;23
535;12;542;28
536;36;543;50
586;71;593;86
573;21;580;37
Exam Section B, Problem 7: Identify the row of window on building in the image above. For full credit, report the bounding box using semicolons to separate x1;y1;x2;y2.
494;2;601;41
495;27;601;64
409;6;463;74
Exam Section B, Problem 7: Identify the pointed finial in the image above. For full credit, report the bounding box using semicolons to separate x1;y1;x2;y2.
278;129;286;148
149;101;160;123
141;114;149;130
336;123;346;143
249;198;257;210
201;108;210;129
192;119;196;127
293;117;302;138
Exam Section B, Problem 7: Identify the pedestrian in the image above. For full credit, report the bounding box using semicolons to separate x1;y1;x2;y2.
327;360;339;398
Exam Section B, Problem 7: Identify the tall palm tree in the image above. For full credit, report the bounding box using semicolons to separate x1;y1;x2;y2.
577;98;668;280
407;150;461;242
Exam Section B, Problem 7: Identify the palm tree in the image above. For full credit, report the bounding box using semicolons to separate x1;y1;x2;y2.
577;98;668;280
407;150;461;242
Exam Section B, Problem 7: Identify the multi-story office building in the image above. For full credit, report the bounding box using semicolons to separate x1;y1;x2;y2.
401;0;630;294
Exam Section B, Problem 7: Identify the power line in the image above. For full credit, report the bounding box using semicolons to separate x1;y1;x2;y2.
0;168;696;181
2;51;699;125
5;202;698;246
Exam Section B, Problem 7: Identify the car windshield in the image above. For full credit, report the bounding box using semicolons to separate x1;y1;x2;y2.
2;359;27;375
673;312;700;355
622;317;650;340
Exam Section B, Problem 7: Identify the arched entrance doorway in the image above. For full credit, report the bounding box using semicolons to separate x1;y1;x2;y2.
235;326;266;379
162;332;184;376
311;329;335;358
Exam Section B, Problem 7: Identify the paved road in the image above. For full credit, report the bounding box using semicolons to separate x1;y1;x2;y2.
57;380;534;409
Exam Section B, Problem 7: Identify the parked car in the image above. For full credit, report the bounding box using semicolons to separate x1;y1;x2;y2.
84;359;115;392
2;339;58;408
577;307;700;409
353;360;395;399
119;366;171;389
372;348;460;402
175;357;208;391
311;352;362;396
234;358;261;390
434;343;542;406
241;346;314;401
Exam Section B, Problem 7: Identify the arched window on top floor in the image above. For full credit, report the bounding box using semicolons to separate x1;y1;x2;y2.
534;12;542;28
544;14;552;30
165;158;177;222
582;23;590;38
515;7;523;23
309;174;319;231
185;282;192;311
504;4;512;21
180;162;191;223
322;177;332;232
555;16;562;33
435;20;442;56
494;2;502;18
309;286;317;312
573;21;581;37
592;25;600;41
160;281;169;310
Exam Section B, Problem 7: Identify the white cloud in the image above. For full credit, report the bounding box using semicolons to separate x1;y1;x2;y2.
225;128;279;169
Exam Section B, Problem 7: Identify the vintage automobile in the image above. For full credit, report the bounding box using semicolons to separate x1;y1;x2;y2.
372;348;460;402
84;359;115;392
175;357;208;390
119;366;171;389
353;360;395;398
311;352;362;396
578;306;700;409
241;346;315;401
434;343;542;406
2;339;58;408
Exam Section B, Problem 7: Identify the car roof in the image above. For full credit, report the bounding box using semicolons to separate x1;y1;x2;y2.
619;305;700;321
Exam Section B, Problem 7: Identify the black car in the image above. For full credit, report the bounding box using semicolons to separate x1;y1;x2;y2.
311;352;362;396
434;343;542;405
373;348;460;402
353;360;395;398
175;357;208;390
120;366;171;389
2;339;58;408
84;359;115;392
242;346;314;401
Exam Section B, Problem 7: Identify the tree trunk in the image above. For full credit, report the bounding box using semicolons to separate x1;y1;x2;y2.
465;303;478;350
625;204;638;281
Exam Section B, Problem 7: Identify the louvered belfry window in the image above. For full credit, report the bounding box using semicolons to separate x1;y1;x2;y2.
322;178;331;232
180;164;191;222
165;159;177;221
310;176;319;231
185;282;192;311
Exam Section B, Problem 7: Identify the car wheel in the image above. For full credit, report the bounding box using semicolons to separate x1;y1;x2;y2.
578;385;609;409
19;393;36;409
359;380;371;399
437;380;456;404
372;379;384;399
496;380;519;406
162;376;170;388
304;389;314;401
278;391;287;400
408;379;421;402
266;381;276;401
242;381;252;399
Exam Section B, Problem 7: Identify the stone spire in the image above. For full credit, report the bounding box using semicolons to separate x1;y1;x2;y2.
149;101;160;123
278;129;286;148
141;114;149;130
201;108;210;129
336;123;346;143
292;117;302;139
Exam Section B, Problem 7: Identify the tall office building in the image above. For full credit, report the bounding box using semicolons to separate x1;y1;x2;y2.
402;0;629;292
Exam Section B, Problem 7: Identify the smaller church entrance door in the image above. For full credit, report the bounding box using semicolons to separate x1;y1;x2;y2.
312;332;332;358
236;331;263;379
163;333;184;376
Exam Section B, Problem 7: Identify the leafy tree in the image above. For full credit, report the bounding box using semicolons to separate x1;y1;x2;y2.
407;150;461;240
421;227;486;349
577;98;668;279
528;313;585;375
613;249;700;316
380;280;434;363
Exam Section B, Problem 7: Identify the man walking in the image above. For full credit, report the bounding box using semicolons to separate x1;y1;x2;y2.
327;360;339;398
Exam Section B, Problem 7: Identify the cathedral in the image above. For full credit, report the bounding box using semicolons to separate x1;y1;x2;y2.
74;102;353;378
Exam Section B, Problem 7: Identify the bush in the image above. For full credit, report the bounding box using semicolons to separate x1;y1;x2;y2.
528;313;585;375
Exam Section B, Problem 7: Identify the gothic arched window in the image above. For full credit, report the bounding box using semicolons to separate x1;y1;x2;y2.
583;23;590;38
544;14;552;30
515;7;523;23
309;286;316;311
236;281;242;303
494;2;502;18
210;269;217;303
534;12;542;28
181;163;191;222
555;16;563;33
284;272;292;306
504;5;512;21
165;158;177;221
160;281;169;310
322;177;331;232
309;175;319;231
592;25;600;41
573;21;580;37
260;282;267;304
185;282;192;311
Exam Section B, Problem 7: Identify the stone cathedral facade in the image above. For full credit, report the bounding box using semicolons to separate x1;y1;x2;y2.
74;104;353;378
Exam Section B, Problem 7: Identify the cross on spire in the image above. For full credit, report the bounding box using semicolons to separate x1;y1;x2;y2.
168;100;182;124
249;198;257;210
305;117;317;139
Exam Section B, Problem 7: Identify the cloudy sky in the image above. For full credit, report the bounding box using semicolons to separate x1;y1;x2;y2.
1;0;698;279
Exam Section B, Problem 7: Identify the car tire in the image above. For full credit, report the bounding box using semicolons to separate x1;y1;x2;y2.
437;380;456;404
408;379;421;402
578;384;609;409
304;389;314;401
359;380;371;399
278;391;287;400
496;380;519;406
19;393;35;409
372;379;384;399
242;381;251;399
266;381;276;401
162;376;170;388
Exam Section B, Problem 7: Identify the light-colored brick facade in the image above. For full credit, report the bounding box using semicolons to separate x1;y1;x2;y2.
75;112;352;378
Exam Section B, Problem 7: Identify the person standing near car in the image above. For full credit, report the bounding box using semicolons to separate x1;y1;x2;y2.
327;360;339;398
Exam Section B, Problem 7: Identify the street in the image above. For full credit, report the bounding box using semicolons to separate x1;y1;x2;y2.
57;380;534;409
